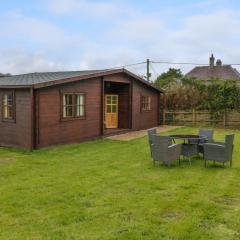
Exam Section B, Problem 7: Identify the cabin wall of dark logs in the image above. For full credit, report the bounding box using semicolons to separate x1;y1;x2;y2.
132;80;160;130
0;88;32;149
35;78;102;148
0;72;161;149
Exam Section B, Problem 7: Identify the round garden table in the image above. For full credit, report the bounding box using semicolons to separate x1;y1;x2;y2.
168;134;207;165
169;134;206;144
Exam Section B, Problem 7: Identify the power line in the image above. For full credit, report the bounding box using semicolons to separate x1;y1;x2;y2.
123;61;147;68
151;61;208;66
150;62;160;77
151;60;240;66
108;61;147;70
104;59;240;82
107;59;240;71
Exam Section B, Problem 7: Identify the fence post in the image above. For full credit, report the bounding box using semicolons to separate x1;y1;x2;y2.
163;109;166;125
192;108;196;126
223;110;227;128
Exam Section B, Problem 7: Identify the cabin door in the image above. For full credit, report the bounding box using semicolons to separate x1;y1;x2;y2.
105;95;118;129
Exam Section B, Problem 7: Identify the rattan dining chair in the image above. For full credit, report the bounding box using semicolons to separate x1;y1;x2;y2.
203;134;234;167
147;128;157;157
189;129;214;153
151;135;182;166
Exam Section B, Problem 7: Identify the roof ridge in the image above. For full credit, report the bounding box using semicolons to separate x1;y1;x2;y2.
8;69;111;77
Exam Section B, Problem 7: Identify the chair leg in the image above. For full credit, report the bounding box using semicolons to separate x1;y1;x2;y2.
188;157;191;166
205;159;207;168
230;160;232;167
222;162;225;168
179;158;181;166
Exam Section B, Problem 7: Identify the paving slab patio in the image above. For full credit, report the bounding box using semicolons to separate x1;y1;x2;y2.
107;125;183;141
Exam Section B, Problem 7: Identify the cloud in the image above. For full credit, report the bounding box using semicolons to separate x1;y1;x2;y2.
158;10;240;61
110;16;165;44
101;9;240;77
0;48;68;74
46;0;122;18
0;10;96;74
1;2;240;79
0;11;87;49
179;10;239;42
192;0;229;9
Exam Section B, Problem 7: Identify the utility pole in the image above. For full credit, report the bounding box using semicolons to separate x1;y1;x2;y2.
146;59;151;82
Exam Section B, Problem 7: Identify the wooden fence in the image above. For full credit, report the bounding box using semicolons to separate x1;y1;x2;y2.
161;110;240;128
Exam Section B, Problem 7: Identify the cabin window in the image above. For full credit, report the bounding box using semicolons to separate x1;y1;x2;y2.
141;96;151;111
63;93;85;119
2;92;15;120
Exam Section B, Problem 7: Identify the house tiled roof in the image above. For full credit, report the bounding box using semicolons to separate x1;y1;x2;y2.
185;55;240;81
0;68;162;92
185;65;240;80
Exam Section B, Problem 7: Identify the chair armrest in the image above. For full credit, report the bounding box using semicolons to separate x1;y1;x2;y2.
168;143;180;149
212;141;225;146
203;143;225;153
168;144;182;159
203;143;225;148
203;143;226;161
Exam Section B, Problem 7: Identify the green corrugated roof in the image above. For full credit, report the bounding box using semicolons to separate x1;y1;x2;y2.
0;70;104;86
0;69;162;92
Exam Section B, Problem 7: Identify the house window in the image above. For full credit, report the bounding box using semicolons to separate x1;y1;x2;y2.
75;94;85;117
63;93;85;119
141;96;151;111
2;92;15;120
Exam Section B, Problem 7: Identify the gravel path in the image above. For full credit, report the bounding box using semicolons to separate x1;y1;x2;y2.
107;125;183;141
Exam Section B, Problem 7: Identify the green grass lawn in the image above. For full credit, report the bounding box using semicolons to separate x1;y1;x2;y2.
0;127;240;240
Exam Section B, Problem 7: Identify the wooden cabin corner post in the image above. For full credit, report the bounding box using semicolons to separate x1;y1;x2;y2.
129;78;133;129
30;87;35;151
35;90;40;149
100;77;105;136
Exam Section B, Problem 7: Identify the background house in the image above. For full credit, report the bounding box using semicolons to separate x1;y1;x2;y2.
0;69;162;150
185;54;240;82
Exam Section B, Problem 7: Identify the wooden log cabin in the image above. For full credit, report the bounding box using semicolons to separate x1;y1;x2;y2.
0;69;162;150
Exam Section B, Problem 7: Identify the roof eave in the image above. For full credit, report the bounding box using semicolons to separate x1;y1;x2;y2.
122;68;163;93
32;68;163;93
0;85;32;89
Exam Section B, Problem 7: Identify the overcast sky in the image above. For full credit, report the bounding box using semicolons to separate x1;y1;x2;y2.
1;0;240;79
